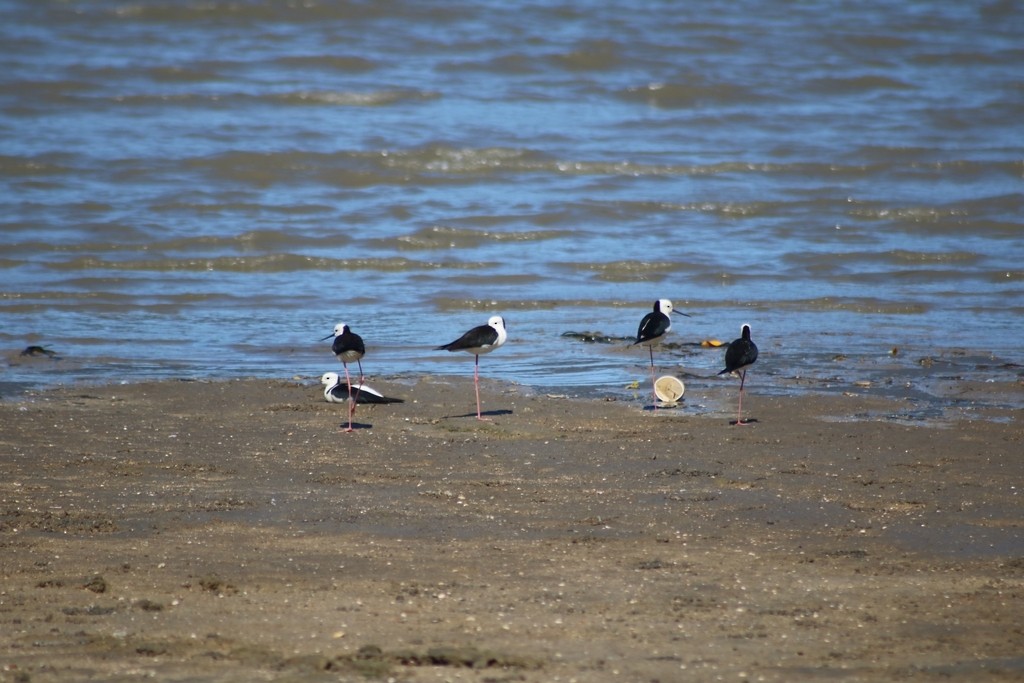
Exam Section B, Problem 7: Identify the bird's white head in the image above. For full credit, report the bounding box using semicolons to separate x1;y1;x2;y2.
321;372;340;386
656;298;691;318
320;323;349;342
488;315;508;346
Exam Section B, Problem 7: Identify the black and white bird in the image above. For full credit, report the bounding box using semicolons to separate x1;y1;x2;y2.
321;372;403;405
435;315;507;420
718;323;758;425
320;322;367;432
633;299;688;410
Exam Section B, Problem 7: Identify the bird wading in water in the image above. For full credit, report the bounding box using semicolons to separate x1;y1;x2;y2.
633;299;689;411
718;323;758;425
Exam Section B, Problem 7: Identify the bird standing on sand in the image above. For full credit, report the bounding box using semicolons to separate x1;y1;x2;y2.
320;322;366;432
436;315;507;420
321;372;403;405
718;323;758;425
634;299;688;410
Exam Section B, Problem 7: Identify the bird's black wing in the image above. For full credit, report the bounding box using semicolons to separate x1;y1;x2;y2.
635;312;670;344
333;330;365;356
326;384;349;402
720;339;758;374
356;390;404;405
436;324;498;352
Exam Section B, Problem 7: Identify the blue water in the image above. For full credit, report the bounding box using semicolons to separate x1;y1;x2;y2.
2;1;1022;413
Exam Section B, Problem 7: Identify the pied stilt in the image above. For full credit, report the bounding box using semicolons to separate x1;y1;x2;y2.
718;323;758;425
435;315;507;420
633;299;688;410
321;372;403;405
320;322;366;432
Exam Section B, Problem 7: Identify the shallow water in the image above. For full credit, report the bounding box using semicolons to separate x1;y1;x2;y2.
2;1;1022;413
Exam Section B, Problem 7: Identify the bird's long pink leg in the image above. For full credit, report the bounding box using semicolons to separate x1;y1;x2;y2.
351;359;364;412
343;363;354;432
649;346;657;412
474;354;488;420
734;370;751;426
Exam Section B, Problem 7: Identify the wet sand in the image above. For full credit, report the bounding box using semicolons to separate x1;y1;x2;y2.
1;376;1022;682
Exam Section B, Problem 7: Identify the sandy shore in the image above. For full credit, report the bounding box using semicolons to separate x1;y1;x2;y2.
1;376;1021;682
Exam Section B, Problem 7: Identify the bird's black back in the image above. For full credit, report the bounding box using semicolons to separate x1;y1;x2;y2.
325;383;349;402
635;311;670;344
720;326;758;374
326;378;403;404
333;329;365;356
437;324;498;352
355;389;404;405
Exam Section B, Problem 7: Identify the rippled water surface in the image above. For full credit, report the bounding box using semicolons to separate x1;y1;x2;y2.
2;1;1022;415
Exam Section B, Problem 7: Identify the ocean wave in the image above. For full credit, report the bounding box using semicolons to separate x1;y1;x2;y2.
384;225;573;250
46;254;490;273
18;146;1008;190
558;260;684;283
620;80;766;108
551;39;624;72
271;89;439;107
774;297;931;315
431;298;620;312
97;88;438;109
274;55;378;73
0;229;352;255
101;2;423;23
804;75;915;95
783;249;983;268
0;153;76;177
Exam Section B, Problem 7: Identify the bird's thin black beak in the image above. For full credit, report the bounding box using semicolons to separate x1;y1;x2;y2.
320;333;335;341
673;310;692;317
